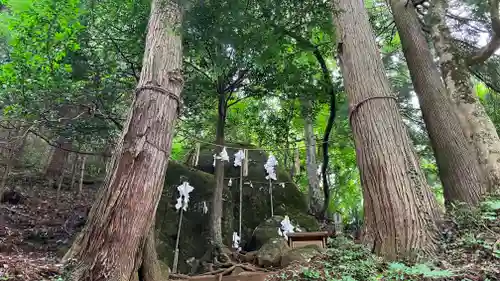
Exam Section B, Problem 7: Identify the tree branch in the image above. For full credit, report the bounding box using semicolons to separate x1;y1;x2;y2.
223;69;249;94
184;59;214;82
28;129;110;157
86;102;124;130
227;95;252;108
468;0;500;65
105;31;140;82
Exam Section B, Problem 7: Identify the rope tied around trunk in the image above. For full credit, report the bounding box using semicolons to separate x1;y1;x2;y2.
135;85;182;116
348;95;398;125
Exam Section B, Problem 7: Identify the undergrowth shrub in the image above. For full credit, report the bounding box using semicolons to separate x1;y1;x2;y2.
269;195;500;281
270;236;455;281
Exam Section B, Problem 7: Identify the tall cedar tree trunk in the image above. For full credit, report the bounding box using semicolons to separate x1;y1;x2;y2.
45;136;72;186
332;0;441;259
430;0;500;194
210;92;226;248
300;98;323;216
62;1;183;280
389;0;487;206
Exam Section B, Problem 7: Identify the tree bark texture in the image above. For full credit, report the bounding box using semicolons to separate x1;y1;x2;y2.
300;98;323;217
210;92;226;248
430;0;500;195
62;1;183;280
332;0;441;260
389;0;487;206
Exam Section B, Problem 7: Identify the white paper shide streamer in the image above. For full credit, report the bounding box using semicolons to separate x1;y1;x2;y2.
202;201;208;214
277;215;295;240
213;147;230;167
264;154;278;180
232;232;241;251
173;181;195;274
234;149;245;167
175;182;194;211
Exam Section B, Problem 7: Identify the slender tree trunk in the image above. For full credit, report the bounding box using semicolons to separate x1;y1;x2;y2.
56;166;65;202
70;154;79;190
210;92;226;249
11;129;27;168
389;0;487;206
78;155;87;196
430;0;500;194
332;0;441;259
0;127;16;198
62;1;184;280
45;136;72;187
300;98;323;217
0;124;30;198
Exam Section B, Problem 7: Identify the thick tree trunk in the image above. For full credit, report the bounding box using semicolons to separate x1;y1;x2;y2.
300;98;323;217
210;92;226;248
62;1;183;280
430;0;500;194
332;0;441;259
45;136;72;187
389;0;487;206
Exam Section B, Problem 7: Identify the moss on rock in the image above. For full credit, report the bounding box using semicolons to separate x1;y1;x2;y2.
250;215;319;251
256;238;290;267
280;244;323;267
155;144;317;273
189;143;317;239
155;161;216;273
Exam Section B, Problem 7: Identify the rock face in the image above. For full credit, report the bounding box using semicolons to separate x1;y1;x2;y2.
250;216;323;268
250;215;319;250
155;162;216;274
280;244;323;267
155;145;318;273
256;238;290;267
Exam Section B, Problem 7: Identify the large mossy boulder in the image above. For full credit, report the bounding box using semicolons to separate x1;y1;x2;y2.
188;144;318;238
250;215;319;250
280;244;323;267
155;144;317;273
155;161;216;274
256;238;289;267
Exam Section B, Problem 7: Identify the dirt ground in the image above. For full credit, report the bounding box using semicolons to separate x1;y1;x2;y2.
0;174;95;281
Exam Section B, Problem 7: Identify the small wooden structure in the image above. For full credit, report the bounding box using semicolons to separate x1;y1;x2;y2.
286;231;329;249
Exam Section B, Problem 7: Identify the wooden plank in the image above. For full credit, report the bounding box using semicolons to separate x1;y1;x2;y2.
287;231;329;238
290;240;324;249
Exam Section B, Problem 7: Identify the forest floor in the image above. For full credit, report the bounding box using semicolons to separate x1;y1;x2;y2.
265;199;500;281
0;174;95;281
0;174;499;281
